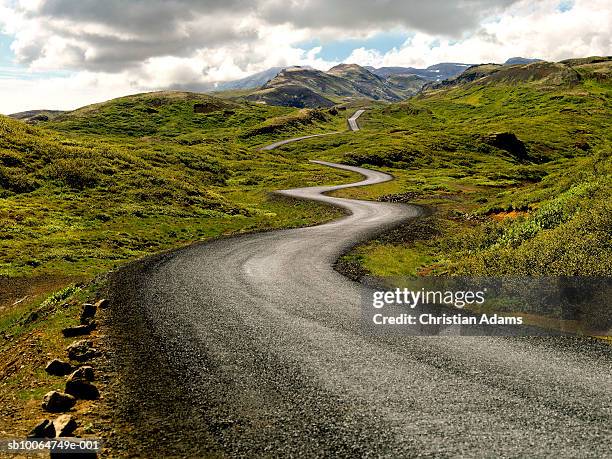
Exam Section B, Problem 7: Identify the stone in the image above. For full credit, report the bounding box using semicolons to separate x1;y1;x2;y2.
67;366;94;382
94;298;109;309
485;132;528;161
65;379;100;400
66;340;98;362
42;391;76;413
80;303;97;324
52;414;77;437
45;359;73;376
28;419;55;438
62;323;95;338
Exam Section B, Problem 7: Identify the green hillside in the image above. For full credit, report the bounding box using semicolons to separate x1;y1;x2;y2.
1;58;610;304
245;65;402;107
0;93;354;282
277;58;612;277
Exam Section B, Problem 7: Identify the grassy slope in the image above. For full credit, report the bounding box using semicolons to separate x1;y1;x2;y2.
276;61;611;277
0;92;357;436
0;92;354;280
1;64;611;437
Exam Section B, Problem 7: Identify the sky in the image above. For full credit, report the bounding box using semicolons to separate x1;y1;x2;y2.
0;0;610;114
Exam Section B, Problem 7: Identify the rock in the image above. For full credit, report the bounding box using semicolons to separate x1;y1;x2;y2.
42;391;76;413
45;359;73;376
485;132;528;161
28;419;55;438
67;366;94;382
52;414;77;437
62;323;95;338
67;340;98;362
80;303;97;324
65;379;100;400
94;298;109;309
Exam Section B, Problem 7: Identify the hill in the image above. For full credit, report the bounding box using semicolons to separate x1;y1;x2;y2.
295;57;611;280
245;64;403;107
0;90;353;281
422;58;612;92
384;74;428;96
9;110;65;124
368;63;471;81
44;90;344;140
504;57;543;65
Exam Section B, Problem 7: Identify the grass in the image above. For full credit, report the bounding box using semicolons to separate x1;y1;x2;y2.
276;62;612;279
0;93;358;281
1;60;611;439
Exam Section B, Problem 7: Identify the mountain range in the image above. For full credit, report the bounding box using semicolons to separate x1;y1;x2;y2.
11;57;559;117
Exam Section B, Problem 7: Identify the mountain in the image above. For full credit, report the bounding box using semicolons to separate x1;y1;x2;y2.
368;63;472;81
422;57;612;92
214;67;284;91
326;64;404;100
245;64;404;108
9;109;65;124
504;57;543;65
385;74;428;95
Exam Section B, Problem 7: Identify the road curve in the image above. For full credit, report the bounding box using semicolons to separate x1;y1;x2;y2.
259;132;341;151
108;165;612;457
348;108;365;131
259;108;365;151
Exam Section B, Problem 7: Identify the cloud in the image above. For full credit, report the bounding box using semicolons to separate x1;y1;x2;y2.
256;0;520;36
0;72;144;114
343;0;612;68
1;0;523;74
3;1;258;72
0;0;610;113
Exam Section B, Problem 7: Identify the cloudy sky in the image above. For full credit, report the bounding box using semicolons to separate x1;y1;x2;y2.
0;0;610;113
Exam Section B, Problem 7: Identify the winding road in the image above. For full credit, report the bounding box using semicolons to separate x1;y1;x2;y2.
108;115;612;457
347;108;365;131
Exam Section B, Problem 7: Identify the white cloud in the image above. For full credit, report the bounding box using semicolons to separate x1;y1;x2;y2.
0;72;144;114
371;0;611;67
0;0;610;113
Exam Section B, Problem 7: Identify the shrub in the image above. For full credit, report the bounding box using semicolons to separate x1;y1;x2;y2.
48;158;100;189
0;166;39;193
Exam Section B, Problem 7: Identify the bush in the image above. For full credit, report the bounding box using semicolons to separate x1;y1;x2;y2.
0;166;39;193
48;158;100;189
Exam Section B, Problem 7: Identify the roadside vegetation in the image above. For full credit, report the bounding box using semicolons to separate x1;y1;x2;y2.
1;58;610;436
0;92;357;436
1;93;354;282
282;59;612;277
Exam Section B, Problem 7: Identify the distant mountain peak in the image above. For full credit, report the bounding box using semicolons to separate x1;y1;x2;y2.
504;57;543;65
328;63;365;71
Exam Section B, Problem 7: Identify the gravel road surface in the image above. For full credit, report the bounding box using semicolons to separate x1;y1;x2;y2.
108;161;611;457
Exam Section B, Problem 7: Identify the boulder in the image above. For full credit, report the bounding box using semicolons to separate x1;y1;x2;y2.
80;303;97;324
52;414;78;437
42;391;76;413
485;132;528;161
61;323;95;338
67;366;95;382
65;379;100;400
28;419;55;438
45;359;73;376
67;340;98;362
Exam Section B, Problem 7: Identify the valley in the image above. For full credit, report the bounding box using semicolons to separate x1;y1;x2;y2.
0;55;610;449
